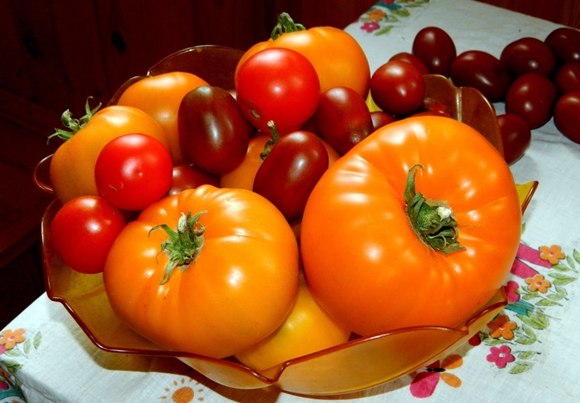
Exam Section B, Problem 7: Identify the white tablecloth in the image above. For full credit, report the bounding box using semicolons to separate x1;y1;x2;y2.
2;1;580;402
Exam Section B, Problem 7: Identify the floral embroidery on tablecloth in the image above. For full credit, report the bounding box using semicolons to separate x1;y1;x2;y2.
159;376;205;402
410;354;462;398
358;0;430;35
0;328;41;401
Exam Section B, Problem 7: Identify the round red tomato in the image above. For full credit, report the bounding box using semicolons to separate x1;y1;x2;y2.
236;48;320;134
301;116;521;336
168;165;220;196
50;196;126;274
505;73;558;129
370;60;426;116
545;27;580;64
554;62;580;94
496;113;532;164
554;91;580;144
500;37;556;77
95;133;173;211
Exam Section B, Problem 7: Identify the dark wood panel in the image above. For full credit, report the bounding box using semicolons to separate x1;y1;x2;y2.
477;0;580;28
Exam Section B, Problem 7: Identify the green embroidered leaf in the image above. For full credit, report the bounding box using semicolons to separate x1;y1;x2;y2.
547;285;567;301
2;360;22;374
3;348;23;357
393;8;411;17
550;263;570;272
522;290;540;301
517;312;548;330
548;272;577;286
486;338;505;346
515;335;536;345
566;254;576;269
374;25;395;35
509;361;534;374
23;338;31;354
536;298;562;307
516;351;536;360
573;249;580;265
33;331;42;349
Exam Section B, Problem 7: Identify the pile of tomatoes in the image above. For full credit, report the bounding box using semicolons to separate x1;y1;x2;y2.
45;14;559;370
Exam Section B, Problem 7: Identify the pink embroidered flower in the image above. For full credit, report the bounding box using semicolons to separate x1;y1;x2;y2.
361;21;380;33
504;280;520;303
486;345;515;368
0;344;5;355
525;274;551;293
487;314;517;340
410;354;463;398
539;245;565;265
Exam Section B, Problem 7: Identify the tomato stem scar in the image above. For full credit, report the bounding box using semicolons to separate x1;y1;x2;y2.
261;120;281;161
150;210;207;284
404;164;465;254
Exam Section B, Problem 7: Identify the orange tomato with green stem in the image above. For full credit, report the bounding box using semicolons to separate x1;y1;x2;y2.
103;185;299;359
301;116;522;336
235;12;370;99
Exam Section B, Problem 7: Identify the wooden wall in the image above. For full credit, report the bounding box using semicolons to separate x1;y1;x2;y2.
476;0;580;28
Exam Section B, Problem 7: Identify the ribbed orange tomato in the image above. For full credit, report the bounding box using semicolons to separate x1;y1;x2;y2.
234;13;370;99
300;116;522;336
103;185;299;358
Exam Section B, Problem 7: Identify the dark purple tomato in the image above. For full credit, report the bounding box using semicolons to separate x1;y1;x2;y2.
500;37;556;77
253;130;329;222
450;50;512;102
496;113;532;164
178;85;253;175
412;27;457;77
314;86;374;155
554;62;580;94
370;60;426;116
389;52;429;75
554;91;580;144
505;73;558;129
545;27;580;64
168;165;220;196
370;111;396;130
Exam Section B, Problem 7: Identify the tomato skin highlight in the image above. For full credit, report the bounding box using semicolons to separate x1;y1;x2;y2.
103;185;299;359
301;116;521;337
51;196;126;274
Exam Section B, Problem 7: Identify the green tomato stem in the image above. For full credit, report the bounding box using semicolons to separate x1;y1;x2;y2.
404;164;465;254
271;12;306;40
260;120;281;161
48;97;101;142
150;210;207;285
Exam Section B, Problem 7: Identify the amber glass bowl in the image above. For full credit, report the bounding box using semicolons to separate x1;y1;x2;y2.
38;45;538;396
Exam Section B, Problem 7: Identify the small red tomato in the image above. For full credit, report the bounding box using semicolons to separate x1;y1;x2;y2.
370;111;396;130
412;26;457;76
95;133;173;211
554;91;580;144
236;48;320;134
450;50;512;102
389;52;429;75
51;196;126;274
555;62;580;94
545;27;580;64
496;113;532;164
500;37;556;77
168;165;220;196
370;60;426;116
505;73;558;129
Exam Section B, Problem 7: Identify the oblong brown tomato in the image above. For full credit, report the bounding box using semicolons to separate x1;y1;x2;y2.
554;62;580;94
500;37;556;77
235;16;370;99
505;73;558;129
235;280;351;372
116;71;209;165
370;111;396;130
545;27;580;64
554;91;580;144
450;50;512;102
412;27;457;76
314;86;374;155
253;130;329;223
49;105;170;205
300;116;521;337
496;113;532;164
178;85;253;175
168;165;219;196
103;185;299;358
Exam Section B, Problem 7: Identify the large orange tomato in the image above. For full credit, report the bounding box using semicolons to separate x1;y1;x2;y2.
116;71;209;165
103;185;299;358
300;116;521;337
234;13;370;99
235;278;351;372
49;104;169;204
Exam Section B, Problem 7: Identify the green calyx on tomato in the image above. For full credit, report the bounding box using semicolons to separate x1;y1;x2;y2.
261;120;281;160
49;97;101;141
271;12;305;40
150;210;207;285
405;164;464;254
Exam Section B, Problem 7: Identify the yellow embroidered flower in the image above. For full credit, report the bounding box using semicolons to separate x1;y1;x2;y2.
539;244;565;265
0;328;26;349
366;9;387;22
525;274;551;293
487;314;517;340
